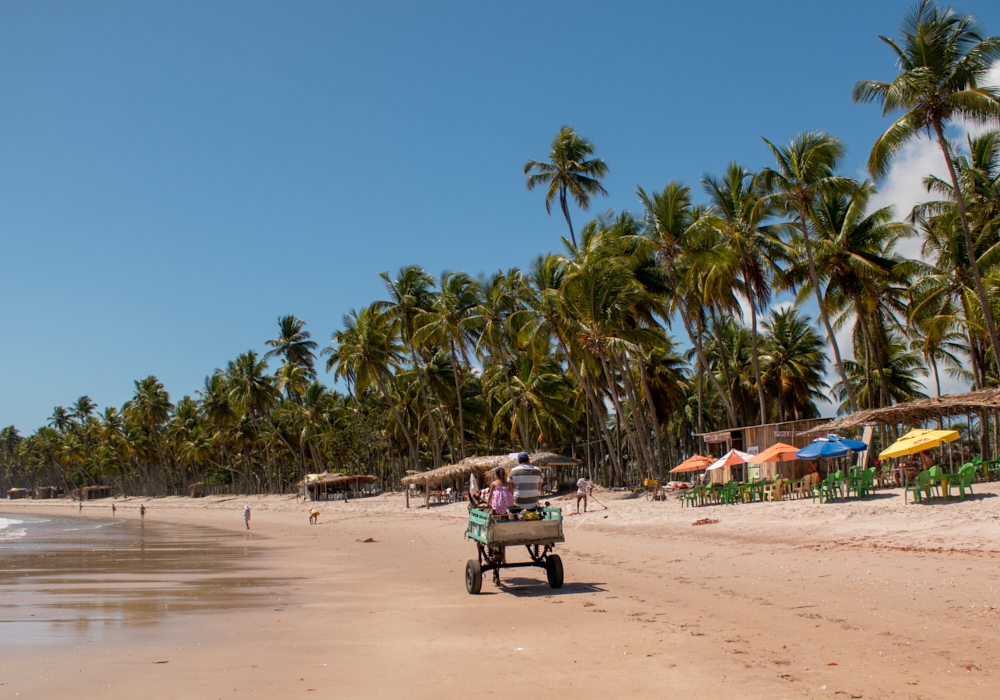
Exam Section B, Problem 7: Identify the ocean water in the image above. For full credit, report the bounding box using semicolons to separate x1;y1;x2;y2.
0;511;284;644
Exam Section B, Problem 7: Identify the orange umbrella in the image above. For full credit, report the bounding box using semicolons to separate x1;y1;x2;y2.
669;455;713;474
749;442;801;464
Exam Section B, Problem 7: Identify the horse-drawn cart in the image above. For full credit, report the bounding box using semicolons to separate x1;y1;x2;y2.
464;507;564;594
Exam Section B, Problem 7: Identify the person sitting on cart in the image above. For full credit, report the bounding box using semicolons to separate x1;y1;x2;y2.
486;467;513;518
507;452;543;519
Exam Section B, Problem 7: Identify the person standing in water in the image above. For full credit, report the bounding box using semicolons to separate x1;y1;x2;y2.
243;504;251;530
78;501;83;514
140;504;146;519
112;502;116;516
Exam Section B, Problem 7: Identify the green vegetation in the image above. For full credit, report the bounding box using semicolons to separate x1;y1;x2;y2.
2;1;999;494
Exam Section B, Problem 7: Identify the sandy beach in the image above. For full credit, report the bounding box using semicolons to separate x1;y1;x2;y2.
2;486;1000;699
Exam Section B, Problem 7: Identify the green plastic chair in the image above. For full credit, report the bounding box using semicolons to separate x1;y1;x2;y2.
926;465;944;498
719;481;740;505
852;467;876;498
813;474;837;503
830;470;847;499
952;464;976;501
905;470;930;505
681;487;698;508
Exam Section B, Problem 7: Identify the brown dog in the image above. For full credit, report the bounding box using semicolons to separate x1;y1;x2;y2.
309;509;320;525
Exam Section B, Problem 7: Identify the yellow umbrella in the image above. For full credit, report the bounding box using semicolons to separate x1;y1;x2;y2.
879;429;960;459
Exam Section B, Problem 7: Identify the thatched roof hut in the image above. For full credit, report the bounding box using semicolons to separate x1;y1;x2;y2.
71;485;114;501
803;388;1000;435
298;473;377;501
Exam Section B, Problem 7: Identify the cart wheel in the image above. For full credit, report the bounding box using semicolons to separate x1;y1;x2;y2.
465;559;482;594
546;554;564;589
645;488;654;501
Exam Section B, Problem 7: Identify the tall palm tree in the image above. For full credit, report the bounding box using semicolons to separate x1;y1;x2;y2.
789;183;912;408
853;0;1000;365
70;396;97;424
759;131;860;412
760;308;828;421
414;271;478;459
468;269;531;450
702;163;787;424
265;315;318;380
637;182;740;427
833;336;928;414
325;306;419;469
377;266;446;467
524;126;609;247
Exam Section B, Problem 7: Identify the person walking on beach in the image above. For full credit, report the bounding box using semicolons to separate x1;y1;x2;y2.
575;475;592;514
243;504;251;530
111;503;116;516
78;501;83;514
140;504;146;519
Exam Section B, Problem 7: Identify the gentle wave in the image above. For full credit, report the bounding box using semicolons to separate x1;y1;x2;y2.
0;516;24;532
0;527;27;540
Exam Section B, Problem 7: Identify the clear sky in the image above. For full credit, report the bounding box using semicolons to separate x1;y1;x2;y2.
3;1;999;431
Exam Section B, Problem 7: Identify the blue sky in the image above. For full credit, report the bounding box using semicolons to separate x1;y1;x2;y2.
2;1;999;430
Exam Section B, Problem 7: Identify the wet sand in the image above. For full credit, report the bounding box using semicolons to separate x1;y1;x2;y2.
2;487;1000;698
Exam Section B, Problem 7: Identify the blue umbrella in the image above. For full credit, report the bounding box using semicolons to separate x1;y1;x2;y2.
796;439;851;460
825;435;868;452
795;435;868;460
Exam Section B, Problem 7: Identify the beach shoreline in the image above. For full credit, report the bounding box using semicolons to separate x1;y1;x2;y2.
2;487;999;698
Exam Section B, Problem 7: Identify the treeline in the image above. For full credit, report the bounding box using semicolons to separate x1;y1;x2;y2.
2;1;1000;494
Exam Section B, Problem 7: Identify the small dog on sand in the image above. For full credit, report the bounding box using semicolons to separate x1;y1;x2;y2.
309;509;320;525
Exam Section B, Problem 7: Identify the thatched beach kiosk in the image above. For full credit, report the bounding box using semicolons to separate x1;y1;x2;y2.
70;485;114;501
298;474;378;501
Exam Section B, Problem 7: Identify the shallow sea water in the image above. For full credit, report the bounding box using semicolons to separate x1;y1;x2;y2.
0;512;284;645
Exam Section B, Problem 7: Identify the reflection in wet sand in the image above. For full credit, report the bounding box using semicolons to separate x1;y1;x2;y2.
0;515;286;644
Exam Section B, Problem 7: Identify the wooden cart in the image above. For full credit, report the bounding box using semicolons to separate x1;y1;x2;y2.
464;507;564;594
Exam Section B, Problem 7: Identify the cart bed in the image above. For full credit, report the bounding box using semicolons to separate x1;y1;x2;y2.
467;507;564;546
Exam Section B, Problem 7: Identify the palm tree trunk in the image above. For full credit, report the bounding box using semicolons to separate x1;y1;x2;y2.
449;340;467;460
554;331;623;479
559;186;576;248
798;207;858;412
597;350;644;478
612;349;655;477
934;121;1000;373
501;366;531;451
749;299;767;425
407;346;443;468
636;358;666;478
373;373;419;470
679;307;739;427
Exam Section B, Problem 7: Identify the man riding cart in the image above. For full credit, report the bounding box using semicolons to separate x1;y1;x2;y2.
464;452;565;593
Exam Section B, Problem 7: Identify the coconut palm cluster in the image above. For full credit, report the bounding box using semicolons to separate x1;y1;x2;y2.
1;1;999;494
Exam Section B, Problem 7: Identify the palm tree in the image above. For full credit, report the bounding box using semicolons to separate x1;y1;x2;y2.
702;162;787;424
789;183;912;408
377;266;446;467
70;396;97;424
833;336;928;413
760;308;828;421
759;131;860;412
414;271;478;459
637;182;740;427
524;126;609;247
325;306;419;469
265;315;318;380
49;406;72;433
853;0;1000;365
